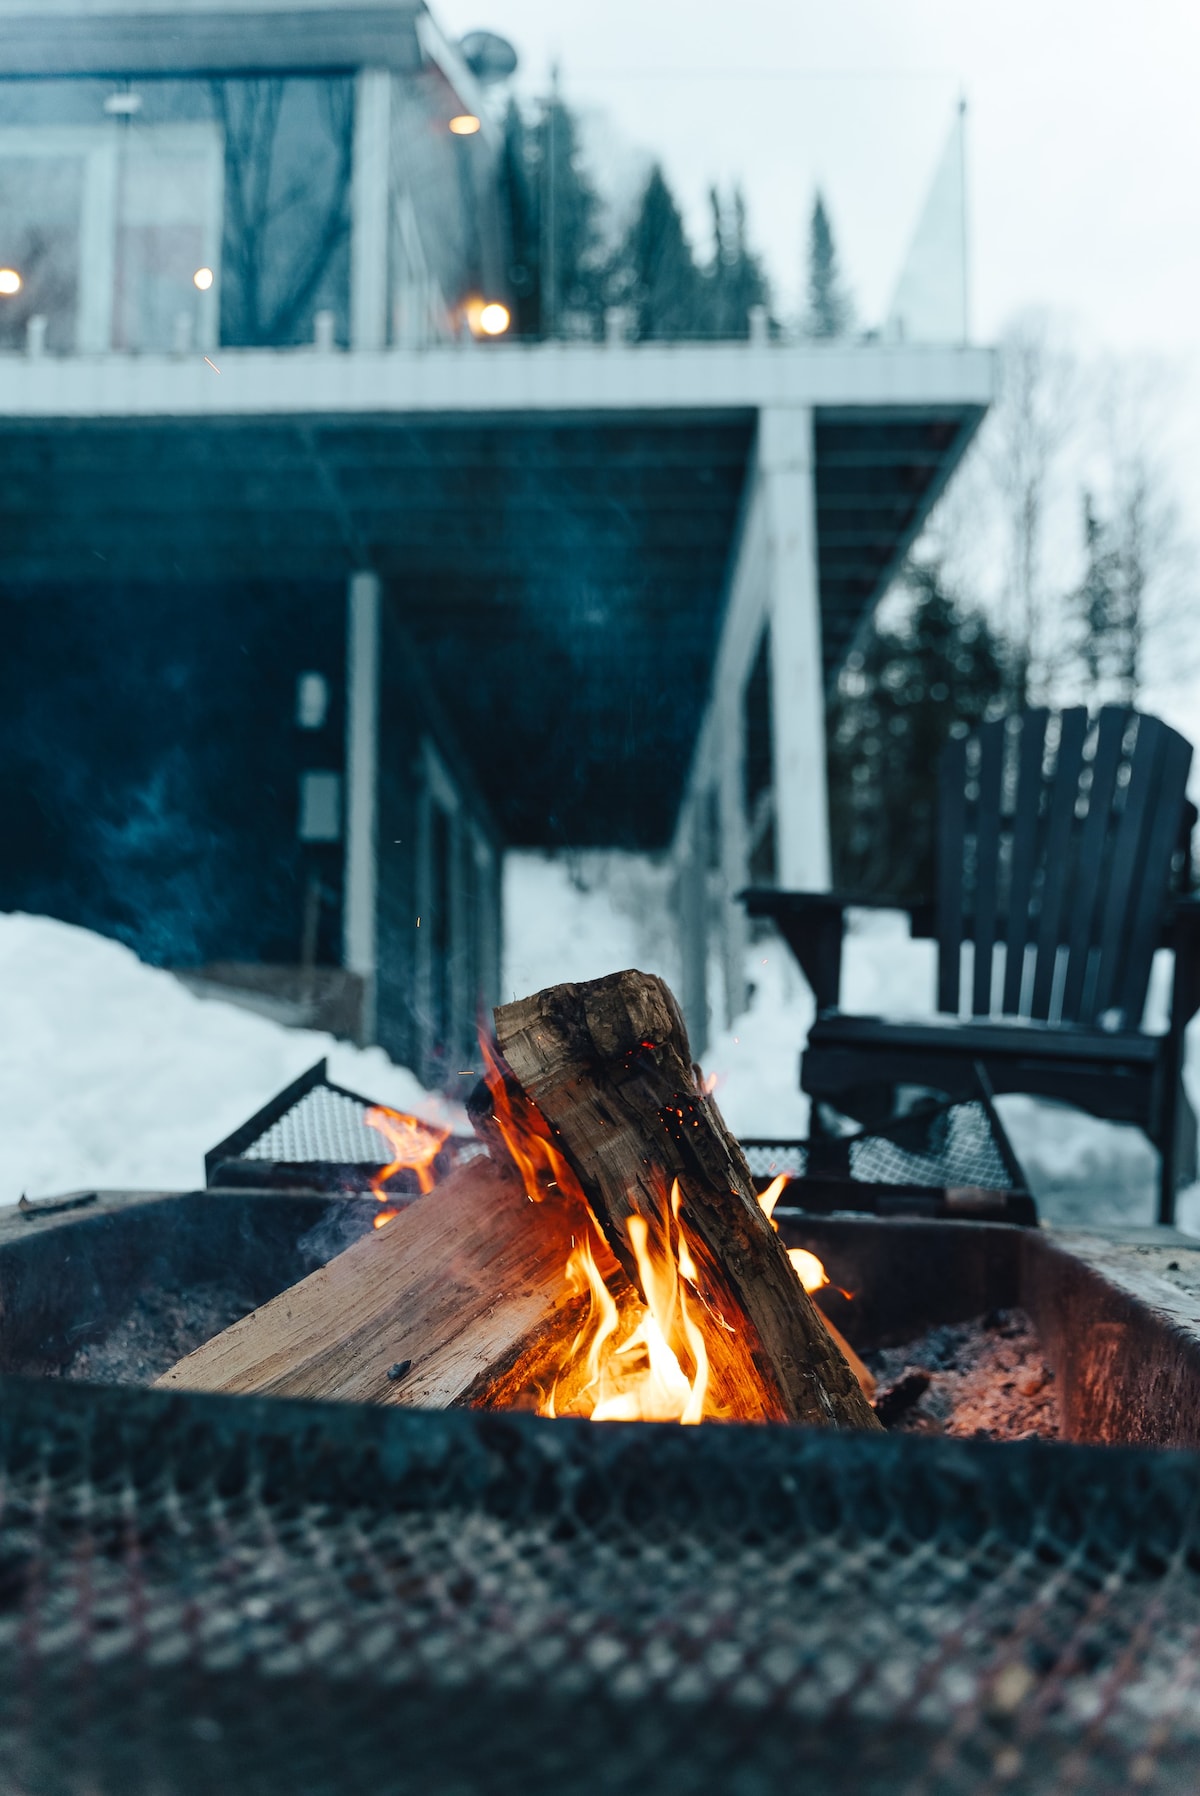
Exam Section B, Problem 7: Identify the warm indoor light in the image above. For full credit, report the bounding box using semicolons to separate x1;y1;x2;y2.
478;301;511;336
0;268;21;297
193;266;214;292
448;113;481;135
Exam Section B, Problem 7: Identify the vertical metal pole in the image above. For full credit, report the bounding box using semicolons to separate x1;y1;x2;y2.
344;570;380;1041
758;406;831;890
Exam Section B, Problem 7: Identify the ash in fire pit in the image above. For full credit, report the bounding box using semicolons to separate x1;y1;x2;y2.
56;1285;262;1385
869;1307;1061;1440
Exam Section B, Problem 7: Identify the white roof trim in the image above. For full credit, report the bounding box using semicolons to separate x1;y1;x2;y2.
0;341;996;420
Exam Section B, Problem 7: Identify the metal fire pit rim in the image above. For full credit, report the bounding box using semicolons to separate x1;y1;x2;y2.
5;1368;1200;1547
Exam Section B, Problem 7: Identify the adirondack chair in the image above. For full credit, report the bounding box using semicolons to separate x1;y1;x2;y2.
743;707;1200;1224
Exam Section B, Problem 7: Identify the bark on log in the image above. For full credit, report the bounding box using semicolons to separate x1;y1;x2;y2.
157;1155;589;1407
493;970;880;1430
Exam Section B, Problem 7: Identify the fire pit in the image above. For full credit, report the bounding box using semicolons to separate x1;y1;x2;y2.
6;971;1200;1792
0;1327;1199;1795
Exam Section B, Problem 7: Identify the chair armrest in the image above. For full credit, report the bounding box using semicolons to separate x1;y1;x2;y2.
738;889;849;1011
740;888;933;1011
741;888;922;920
740;888;849;921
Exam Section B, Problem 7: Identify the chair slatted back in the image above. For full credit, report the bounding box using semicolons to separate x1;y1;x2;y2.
935;708;1194;1029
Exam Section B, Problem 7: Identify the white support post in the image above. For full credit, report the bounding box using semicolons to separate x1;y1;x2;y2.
79;137;117;353
344;570;380;1040
758;406;831;890
675;798;709;1056
350;68;391;352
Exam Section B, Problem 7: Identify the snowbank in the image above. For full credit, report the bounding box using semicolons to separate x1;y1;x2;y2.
0;912;461;1203
502;850;678;1000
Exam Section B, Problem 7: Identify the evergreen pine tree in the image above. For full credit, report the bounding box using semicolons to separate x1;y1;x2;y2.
804;191;853;338
704;185;770;338
538;91;606;335
498;100;541;337
616;164;705;340
497;92;606;337
827;563;1009;901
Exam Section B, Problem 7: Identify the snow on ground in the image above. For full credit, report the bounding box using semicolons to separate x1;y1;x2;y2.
0;912;462;1203
502;850;680;999
5;852;1198;1228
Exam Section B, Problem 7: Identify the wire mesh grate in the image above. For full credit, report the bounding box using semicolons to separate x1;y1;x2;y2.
239;1084;394;1164
0;1376;1197;1793
743;1099;1018;1193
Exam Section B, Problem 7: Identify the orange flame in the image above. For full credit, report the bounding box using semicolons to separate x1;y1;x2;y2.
481;1035;715;1423
786;1246;830;1294
753;1180;870;1394
479;1034;868;1418
758;1171;792;1222
755;1176;851;1299
537;1181;712;1423
479;1034;579;1205
363;1104;451;1228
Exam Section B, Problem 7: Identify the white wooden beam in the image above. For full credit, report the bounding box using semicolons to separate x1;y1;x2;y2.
344;568;380;1040
758;406;830;890
1;342;996;419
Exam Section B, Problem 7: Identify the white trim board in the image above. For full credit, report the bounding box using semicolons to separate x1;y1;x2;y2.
0;341;995;419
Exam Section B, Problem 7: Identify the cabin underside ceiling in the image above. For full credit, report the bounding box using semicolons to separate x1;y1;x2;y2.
0;403;982;847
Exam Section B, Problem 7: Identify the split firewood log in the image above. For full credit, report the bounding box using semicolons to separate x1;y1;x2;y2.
157;1154;592;1407
491;970;880;1430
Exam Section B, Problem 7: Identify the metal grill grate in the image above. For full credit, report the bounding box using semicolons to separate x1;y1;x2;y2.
240;1084;394;1163
0;1376;1198;1793
205;1060;482;1191
845;1099;1013;1189
744;1098;1020;1193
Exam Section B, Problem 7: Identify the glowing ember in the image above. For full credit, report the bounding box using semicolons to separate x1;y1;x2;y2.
363;1105;450;1228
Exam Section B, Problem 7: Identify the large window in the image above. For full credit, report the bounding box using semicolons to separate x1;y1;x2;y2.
0;121;222;353
0;136;87;352
112;126;223;351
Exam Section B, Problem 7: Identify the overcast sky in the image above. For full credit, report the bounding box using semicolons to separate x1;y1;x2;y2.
439;0;1200;362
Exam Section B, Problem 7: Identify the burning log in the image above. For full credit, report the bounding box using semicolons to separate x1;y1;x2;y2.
161;969;878;1432
489;971;878;1428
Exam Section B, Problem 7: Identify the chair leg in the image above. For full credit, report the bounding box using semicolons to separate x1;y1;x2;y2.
1159;1132;1177;1228
1158;1073;1197;1228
